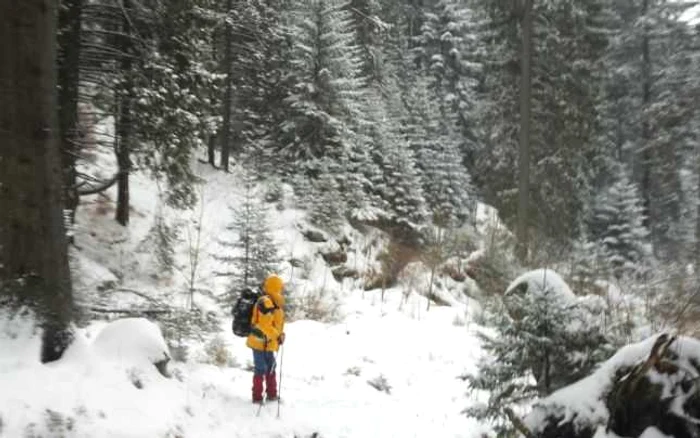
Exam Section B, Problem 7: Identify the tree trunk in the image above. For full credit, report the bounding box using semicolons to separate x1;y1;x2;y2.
0;0;75;362
57;0;82;224
695;150;700;264
220;0;233;172
208;132;217;167
640;0;652;232
516;0;533;262
115;0;132;226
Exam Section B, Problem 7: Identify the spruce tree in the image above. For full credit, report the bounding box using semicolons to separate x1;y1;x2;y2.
307;162;347;234
84;0;219;219
221;0;294;165
276;0;372;212
214;173;280;302
588;171;651;279
406;74;473;227
467;275;614;436
130;0;219;208
469;0;609;245
413;0;481;163
367;89;429;237
599;0;697;258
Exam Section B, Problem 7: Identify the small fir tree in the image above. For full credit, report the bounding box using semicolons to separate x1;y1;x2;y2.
466;275;615;436
214;172;280;303
588;171;651;279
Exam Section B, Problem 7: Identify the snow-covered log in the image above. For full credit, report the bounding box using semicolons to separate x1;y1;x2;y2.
524;334;700;438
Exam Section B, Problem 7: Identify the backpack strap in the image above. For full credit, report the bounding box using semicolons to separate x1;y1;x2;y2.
256;295;277;315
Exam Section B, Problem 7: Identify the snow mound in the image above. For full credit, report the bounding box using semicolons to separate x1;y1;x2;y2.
92;318;170;367
506;268;575;300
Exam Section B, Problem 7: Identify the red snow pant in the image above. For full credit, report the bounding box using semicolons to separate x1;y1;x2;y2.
252;349;277;402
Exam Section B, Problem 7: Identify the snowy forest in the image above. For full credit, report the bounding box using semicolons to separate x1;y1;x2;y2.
1;0;700;437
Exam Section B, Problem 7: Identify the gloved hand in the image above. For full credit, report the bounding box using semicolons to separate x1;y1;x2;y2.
278;332;286;345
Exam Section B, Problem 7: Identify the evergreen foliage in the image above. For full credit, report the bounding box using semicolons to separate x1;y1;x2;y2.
467;280;615;436
214;172;280;302
588;170;651;279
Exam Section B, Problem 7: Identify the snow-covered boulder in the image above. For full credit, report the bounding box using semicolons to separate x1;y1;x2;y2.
92;318;171;377
505;268;576;301
524;334;700;438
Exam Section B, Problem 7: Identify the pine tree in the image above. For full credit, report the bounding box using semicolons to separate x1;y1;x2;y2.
599;0;697;259
347;0;385;83
57;0;83;220
406;74;473;228
276;0;372;211
220;0;293;166
130;0;219;208
568;234;609;294
367;90;429;237
467;277;614;435
214;173;280;302
83;0;219;220
588;170;651;279
470;0;609;245
413;0;481;162
307;162;347;234
0;0;75;362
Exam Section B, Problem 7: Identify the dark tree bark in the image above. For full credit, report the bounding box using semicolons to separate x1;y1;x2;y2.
0;0;75;362
57;0;83;224
208;132;217;167
516;0;533;262
220;0;233;172
115;0;132;226
640;0;651;228
695;151;700;264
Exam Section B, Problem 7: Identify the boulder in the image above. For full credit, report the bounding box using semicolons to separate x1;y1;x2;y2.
331;265;359;282
321;249;347;266
298;224;328;243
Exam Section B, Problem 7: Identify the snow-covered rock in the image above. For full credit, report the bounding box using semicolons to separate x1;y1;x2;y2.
92;318;170;375
505;268;576;301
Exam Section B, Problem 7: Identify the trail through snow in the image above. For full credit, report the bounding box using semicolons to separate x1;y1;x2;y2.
0;291;488;437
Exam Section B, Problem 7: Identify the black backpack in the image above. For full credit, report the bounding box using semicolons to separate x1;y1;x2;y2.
231;288;262;337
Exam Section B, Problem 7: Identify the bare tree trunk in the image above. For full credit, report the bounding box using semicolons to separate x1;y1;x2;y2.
115;0;132;226
695;150;700;264
57;0;83;224
220;0;233;172
640;0;652;232
0;0;75;362
516;0;533;262
208;132;217;167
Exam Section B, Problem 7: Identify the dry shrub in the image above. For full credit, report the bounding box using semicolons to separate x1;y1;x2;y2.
293;288;341;323
203;336;235;367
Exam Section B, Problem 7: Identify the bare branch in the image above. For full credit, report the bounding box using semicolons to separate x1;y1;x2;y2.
76;171;120;196
504;407;534;438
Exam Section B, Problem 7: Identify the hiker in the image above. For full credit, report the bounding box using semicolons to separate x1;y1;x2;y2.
246;274;286;404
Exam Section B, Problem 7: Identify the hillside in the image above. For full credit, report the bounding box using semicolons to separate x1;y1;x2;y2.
1;163;493;438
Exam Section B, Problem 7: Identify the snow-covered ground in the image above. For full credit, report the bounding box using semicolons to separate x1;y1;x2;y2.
1;157;491;437
0;289;488;437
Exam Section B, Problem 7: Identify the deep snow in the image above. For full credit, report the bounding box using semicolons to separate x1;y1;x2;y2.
1;159;491;437
0;290;489;437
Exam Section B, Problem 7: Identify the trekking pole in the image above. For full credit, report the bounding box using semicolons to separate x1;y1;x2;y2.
277;345;284;419
256;397;264;417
